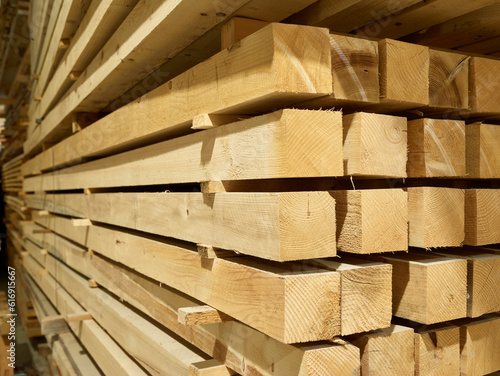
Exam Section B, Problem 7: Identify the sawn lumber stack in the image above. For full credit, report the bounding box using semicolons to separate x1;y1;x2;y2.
1;1;500;375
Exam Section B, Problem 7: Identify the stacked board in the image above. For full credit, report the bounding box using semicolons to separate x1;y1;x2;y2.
1;0;500;375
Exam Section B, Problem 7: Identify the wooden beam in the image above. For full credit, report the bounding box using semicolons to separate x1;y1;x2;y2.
460;315;500;376
465;189;500;246
469;57;500;114
466;122;500;179
23;22;332;162
407;118;466;177
379;252;467;324
379;39;429;109
343;112;407;177
27;191;337;262
435;247;500;317
24;110;343;191
428;49;468;109
221;17;269;50
414;324;460;376
87;248;361;375
24;18;331;156
348;325;415;376
330;189;408;254
52;331;103;376
407;187;465;248
178;306;233;326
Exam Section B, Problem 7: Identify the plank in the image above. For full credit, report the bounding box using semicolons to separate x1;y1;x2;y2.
330;189;408;254
460;315;500;376
22;255;149;376
52;331;102;376
469;57;500;114
26;253;207;376
407;118;466;177
348;325;415;376
379;39;429;109
428;49;468;109
466;122;500;178
29;0;139;127
414;324;460;376
379;252;467;324
407;187;465;248
23;110;343;192
24;15;332;155
23;22;332;170
435;247;500;317
26;190;337;262
465;189;500;246
343;112;407;177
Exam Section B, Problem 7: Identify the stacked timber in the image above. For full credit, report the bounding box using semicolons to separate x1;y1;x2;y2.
1;0;500;375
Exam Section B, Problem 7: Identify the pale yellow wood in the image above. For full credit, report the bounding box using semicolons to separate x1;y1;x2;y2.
28;213;342;344
343;112;407;177
71;219;91;227
191;114;247;130
189;359;236;376
28;0;139;133
408;187;465;248
26;253;207;376
436;247;500;317
469;56;500;113
221;17;269;50
310;256;392;336
407;118;466;177
466;123;500;179
25;191;337;262
52;331;103;376
24;110;343;191
24;22;332;156
379;39;429;108
349;325;414;376
196;244;235;259
66;312;92;322
330;189;407;254
200;181;226;194
460;315;500;376
414;325;460;376
380;253;467;324
428;49;468;109
22;255;149;376
465;189;500;246
178;306;233;326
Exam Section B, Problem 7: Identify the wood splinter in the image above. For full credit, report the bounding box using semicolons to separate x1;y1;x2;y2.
88;279;99;288
178;305;233;326
200;181;226;194
191;113;248;130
